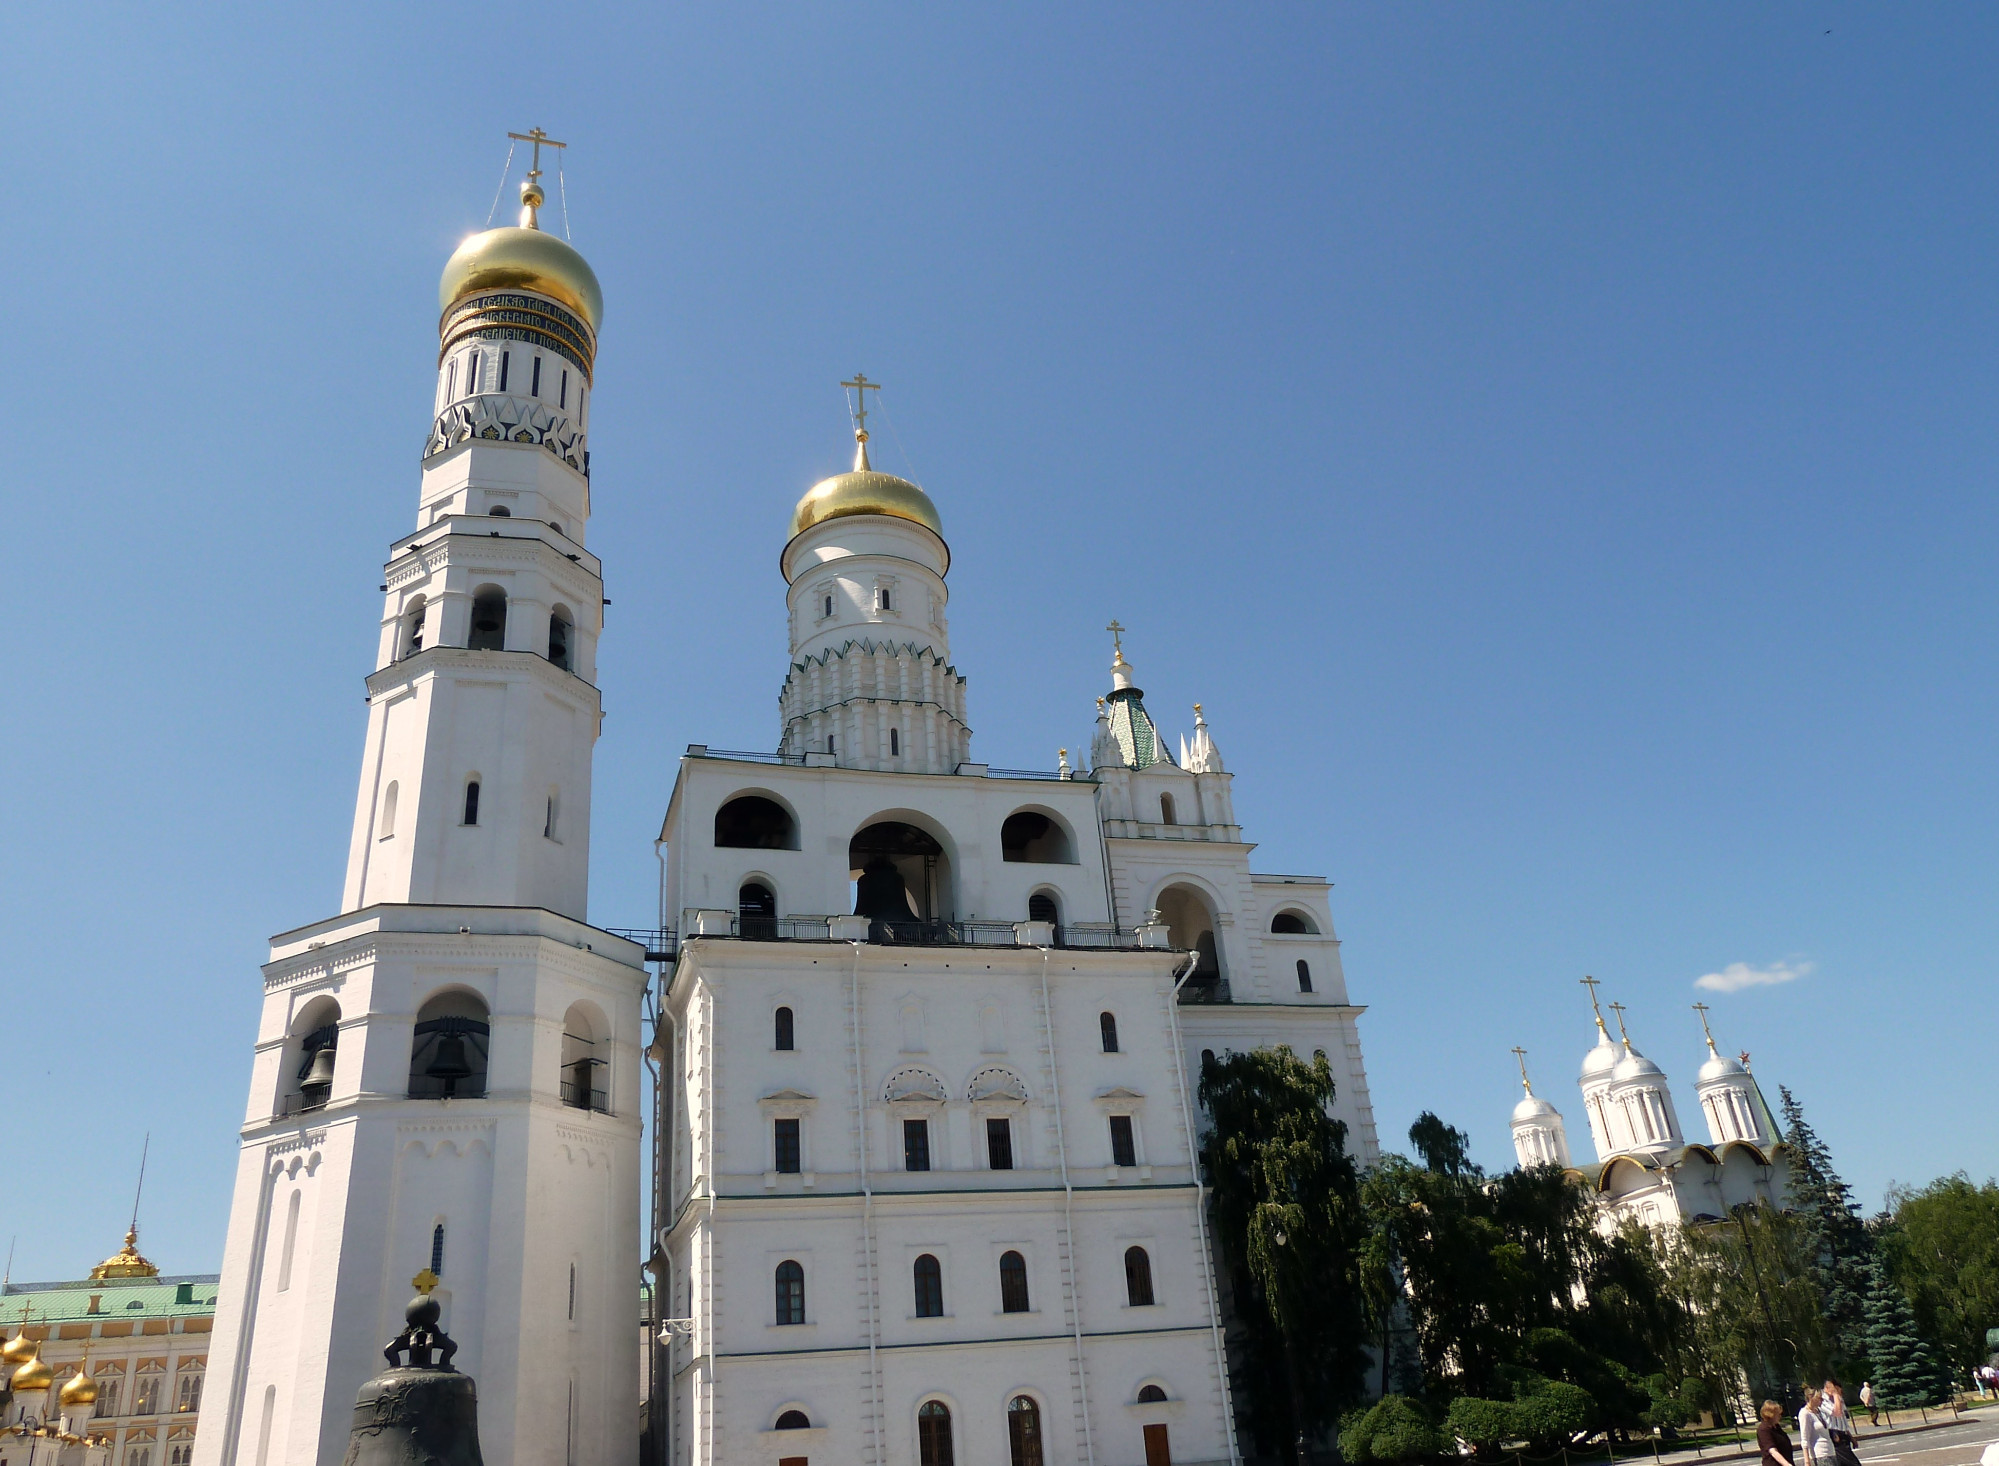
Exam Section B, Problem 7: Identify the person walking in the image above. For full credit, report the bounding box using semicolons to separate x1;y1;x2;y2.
1860;1383;1878;1427
1801;1389;1838;1466
1760;1401;1797;1466
1824;1381;1860;1466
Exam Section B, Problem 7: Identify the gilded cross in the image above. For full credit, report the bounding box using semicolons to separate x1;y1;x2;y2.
841;374;881;439
507;128;567;181
1692;1001;1716;1048
1107;619;1125;654
1511;1046;1532;1092
1607;1000;1631;1044
412;1268;439;1296
1579;974;1606;1028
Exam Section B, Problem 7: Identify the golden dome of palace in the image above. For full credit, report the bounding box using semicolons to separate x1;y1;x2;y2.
2;1331;36;1366
439;226;603;333
789;469;943;541
60;1365;98;1407
13;1350;53;1393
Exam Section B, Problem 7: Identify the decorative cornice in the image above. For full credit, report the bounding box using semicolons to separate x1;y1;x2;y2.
425;394;587;474
363;646;602;704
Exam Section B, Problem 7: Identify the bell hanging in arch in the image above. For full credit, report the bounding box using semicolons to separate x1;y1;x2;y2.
426;1032;472;1082
300;1046;338;1090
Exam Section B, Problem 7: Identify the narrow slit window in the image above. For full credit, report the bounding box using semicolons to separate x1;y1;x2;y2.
890;728;900;757
545;796;555;838
823;593;834;617
774;1117;801;1174
912;1254;944;1318
568;1263;576;1321
560;368;568;408
774;1006;794;1051
774;1260;805;1324
463;780;480;826
468;351;481;393
446;360;456;401
498;350;510;392
531;356;542;397
1124;1246;1154;1306
986;1116;1013;1170
430;1223;445;1277
1100;1012;1119;1052
1296;959;1313;993
827;734;836;756
379;781;398;839
1160;793;1177;825
999;1251;1029;1313
1110;1115;1137;1168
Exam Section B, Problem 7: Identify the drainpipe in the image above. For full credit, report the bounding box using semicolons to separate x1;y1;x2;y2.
1038;944;1096;1465
850;940;883;1464
1165;948;1242;1466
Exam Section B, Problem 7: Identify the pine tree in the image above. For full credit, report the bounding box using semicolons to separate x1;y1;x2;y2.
1780;1087;1874;1381
1861;1256;1948;1407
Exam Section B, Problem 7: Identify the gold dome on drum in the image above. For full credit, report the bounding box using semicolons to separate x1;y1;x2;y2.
13;1348;52;1394
60;1363;98;1407
2;1331;36;1366
789;469;943;540
439;225;603;333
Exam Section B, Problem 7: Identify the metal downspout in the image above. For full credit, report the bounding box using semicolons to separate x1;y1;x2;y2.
850;940;883;1464
1165;949;1242;1466
1039;944;1096;1466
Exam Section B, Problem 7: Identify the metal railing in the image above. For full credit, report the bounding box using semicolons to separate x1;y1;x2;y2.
276;1091;328;1118
407;1075;488;1100
559;1081;610;1114
601;927;678;961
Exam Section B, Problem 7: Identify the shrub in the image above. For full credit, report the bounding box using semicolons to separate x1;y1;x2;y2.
1446;1397;1518;1453
1341;1394;1447;1464
1512;1380;1594;1449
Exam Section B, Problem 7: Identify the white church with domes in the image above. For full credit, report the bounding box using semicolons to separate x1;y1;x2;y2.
1508;987;1791;1232
196;144;1379;1466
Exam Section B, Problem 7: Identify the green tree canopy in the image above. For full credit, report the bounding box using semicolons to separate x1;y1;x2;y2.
1877;1173;1999;1378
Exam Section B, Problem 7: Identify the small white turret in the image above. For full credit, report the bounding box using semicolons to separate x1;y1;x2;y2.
1692;1004;1777;1149
1600;1002;1684;1158
1182;703;1225;774
1510;1048;1571;1168
1577;977;1625;1162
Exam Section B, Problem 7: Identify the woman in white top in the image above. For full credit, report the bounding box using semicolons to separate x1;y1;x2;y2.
1800;1390;1836;1466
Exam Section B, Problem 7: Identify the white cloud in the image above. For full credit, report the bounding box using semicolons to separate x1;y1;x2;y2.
1695;959;1813;994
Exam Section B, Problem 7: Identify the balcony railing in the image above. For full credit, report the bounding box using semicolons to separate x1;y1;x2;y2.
275;1091;329;1118
560;1081;611;1114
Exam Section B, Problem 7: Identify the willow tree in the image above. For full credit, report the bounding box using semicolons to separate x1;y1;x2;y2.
1201;1045;1371;1459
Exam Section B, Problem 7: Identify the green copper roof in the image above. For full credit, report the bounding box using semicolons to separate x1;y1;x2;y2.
1106;689;1174;770
0;1275;219;1321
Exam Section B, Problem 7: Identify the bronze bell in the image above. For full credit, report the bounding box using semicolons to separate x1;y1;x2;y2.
300;1046;338;1090
426;1034;472;1082
339;1289;483;1466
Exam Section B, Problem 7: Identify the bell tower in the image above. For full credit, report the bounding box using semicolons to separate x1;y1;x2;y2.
197;142;646;1466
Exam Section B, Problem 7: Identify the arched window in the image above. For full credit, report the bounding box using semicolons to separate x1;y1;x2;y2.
739;881;777;939
561;1004;606;1112
1124;1246;1155;1306
1100;1012;1119;1053
468;586;507;651
1001;811;1073;863
409;990;490;1099
1271;910;1317;934
430;1223;445;1276
379;781;398;839
487;504;510;517
823;593;834;618
918;1401;954;1466
1027;892;1059;927
547;609;572;670
1201;1049;1215;1069
402;597;427;657
462;779;480;826
774;1260;805;1325
774;1006;794;1051
1159;792;1177;825
999;1251;1030;1313
714;795;797;850
775;1410;810;1430
1007;1396;1044;1466
1137;1385;1168;1403
890;727;900;756
1296;959;1313;993
913;1254;944;1318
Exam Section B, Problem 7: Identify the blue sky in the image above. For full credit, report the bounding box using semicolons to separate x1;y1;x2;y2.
3;4;1994;1280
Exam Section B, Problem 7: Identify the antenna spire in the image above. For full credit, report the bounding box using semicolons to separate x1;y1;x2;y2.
129;1134;150;1240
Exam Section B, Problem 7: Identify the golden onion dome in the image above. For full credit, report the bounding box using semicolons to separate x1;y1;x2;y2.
789;468;943;540
2;1330;36;1366
60;1364;98;1407
439;225;602;334
13;1348;53;1393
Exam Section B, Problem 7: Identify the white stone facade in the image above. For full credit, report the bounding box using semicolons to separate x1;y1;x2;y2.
198;225;644;1466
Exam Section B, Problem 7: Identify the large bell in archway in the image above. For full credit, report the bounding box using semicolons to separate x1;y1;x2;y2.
853;856;910;923
339;1290;483;1466
300;1046;338;1090
426;1033;472;1082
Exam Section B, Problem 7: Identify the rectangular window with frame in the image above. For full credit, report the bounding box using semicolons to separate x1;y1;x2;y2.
177;1372;203;1413
986;1116;1014;1170
135;1375;163;1416
774;1117;801;1174
1110;1115;1137;1168
903;1118;931;1172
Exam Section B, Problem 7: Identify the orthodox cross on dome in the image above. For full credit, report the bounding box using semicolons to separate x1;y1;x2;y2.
506;127;567;182
1579;974;1608;1034
1107;619;1125;654
1692;1001;1718;1052
1512;1046;1534;1094
841;373;880;469
1607;1000;1632;1047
